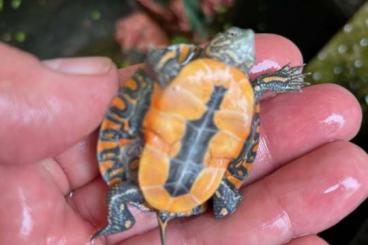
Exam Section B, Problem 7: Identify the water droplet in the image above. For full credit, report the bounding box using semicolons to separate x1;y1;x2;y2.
334;66;343;74
318;52;327;60
338;44;348;54
360;38;368;47
343;24;352;33
313;72;321;81
354;59;363;68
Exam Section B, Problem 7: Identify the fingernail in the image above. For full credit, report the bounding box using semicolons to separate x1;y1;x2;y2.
43;57;113;75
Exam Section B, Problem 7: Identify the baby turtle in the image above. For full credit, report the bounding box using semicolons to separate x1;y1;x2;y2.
93;27;307;244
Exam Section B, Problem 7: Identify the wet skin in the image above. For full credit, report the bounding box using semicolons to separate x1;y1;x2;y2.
0;34;367;245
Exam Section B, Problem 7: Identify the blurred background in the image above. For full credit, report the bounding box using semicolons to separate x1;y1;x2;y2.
0;0;367;244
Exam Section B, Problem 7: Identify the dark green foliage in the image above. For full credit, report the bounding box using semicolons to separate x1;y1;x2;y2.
154;0;171;6
306;2;368;150
182;0;208;37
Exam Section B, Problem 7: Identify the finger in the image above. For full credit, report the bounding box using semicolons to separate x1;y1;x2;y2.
245;83;362;184
124;141;368;245
286;235;329;245
250;34;303;78
0;43;119;165
0;162;102;245
53;65;141;191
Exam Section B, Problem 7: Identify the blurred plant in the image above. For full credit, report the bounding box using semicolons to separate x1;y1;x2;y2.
306;2;368;148
115;0;234;66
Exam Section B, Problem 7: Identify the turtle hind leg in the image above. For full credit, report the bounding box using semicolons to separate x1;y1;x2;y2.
213;105;260;219
213;180;242;219
252;64;310;99
91;182;145;240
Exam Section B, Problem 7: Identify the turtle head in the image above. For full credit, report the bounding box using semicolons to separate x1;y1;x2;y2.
204;27;255;72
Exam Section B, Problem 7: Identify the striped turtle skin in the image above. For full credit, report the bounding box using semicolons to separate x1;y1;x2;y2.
93;27;308;245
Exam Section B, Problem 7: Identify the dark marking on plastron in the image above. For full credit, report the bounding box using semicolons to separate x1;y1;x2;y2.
164;86;227;197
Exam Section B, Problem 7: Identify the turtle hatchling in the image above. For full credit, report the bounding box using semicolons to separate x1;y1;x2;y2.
93;27;307;244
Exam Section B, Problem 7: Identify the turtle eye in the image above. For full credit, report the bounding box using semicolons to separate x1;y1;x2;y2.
227;29;239;38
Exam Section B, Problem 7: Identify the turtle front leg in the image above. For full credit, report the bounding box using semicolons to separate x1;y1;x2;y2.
146;44;201;87
92;182;147;239
213;105;260;218
252;65;309;99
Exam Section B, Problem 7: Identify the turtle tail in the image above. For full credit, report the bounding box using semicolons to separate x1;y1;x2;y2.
157;212;172;245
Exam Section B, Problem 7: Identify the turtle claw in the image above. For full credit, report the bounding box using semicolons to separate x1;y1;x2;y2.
253;64;310;97
92;182;144;239
91;218;136;241
213;180;242;219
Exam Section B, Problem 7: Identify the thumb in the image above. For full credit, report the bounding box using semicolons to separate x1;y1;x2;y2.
0;43;119;164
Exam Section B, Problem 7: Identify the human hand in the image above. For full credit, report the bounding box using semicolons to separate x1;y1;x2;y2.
0;34;366;245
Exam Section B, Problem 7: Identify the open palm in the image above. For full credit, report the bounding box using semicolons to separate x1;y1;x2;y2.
0;35;367;245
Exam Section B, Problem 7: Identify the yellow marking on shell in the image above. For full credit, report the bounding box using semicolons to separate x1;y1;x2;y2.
157;50;176;70
108;178;121;187
120;204;125;210
100;118;123;130
242;162;253;171
111;96;126;110
263;76;288;83
125;78;138;90
97;141;118;153
119;138;132;146
99;160;113;173
225;172;242;189
178;45;190;63
109;168;124;177
252;143;259;153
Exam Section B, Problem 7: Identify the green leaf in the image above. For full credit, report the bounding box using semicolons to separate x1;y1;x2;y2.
182;0;207;37
170;35;191;44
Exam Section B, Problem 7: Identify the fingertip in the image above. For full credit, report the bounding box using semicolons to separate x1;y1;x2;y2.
251;34;303;77
0;45;120;164
304;83;363;140
286;235;329;245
